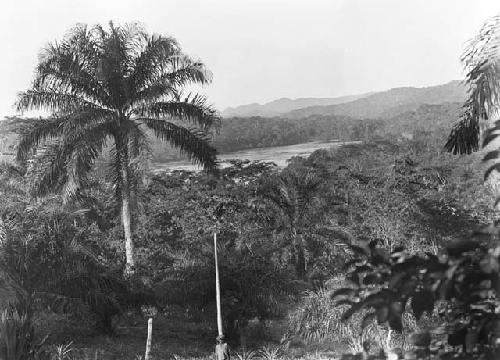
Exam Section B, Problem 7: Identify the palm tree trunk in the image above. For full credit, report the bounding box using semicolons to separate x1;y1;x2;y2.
122;188;135;274
117;136;135;275
295;243;306;279
292;228;306;279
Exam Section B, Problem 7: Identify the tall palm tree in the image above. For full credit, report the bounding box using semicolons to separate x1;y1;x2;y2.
15;22;220;274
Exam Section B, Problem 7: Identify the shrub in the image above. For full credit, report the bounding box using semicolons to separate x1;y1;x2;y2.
334;235;500;359
286;284;408;354
0;299;49;360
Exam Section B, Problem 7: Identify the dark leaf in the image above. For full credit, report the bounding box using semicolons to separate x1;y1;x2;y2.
371;248;390;266
388;272;407;289
341;302;362;321
446;239;480;257
348;244;368;257
411;289;435;320
354;265;372;273
409;332;431;347
361;312;376;330
376;305;389;323
482;132;500;148
330;288;357;300
483;150;500;162
484;163;500;181
448;326;467;347
363;273;382;285
388;312;403;332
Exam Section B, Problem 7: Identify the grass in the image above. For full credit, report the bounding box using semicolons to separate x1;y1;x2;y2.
34;306;358;360
37;308;216;360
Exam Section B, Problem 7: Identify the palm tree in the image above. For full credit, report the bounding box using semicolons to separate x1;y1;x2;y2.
445;14;500;156
254;164;323;279
15;22;220;274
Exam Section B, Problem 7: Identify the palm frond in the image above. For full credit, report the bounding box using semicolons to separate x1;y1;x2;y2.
16;89;106;115
62;129;110;202
166;55;212;86
134;94;220;130
127;121;152;177
126;120;150;159
34;26;111;107
129;55;211;105
0;167;27;201
16;117;66;163
446;15;500;154
255;166;323;233
91;22;149;108
17;109;115;163
444;102;481;154
127;34;181;91
26;122;113;198
140;117;218;172
26;141;68;196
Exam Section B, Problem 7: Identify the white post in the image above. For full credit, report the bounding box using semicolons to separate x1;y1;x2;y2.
214;232;229;360
214;233;223;337
145;318;153;360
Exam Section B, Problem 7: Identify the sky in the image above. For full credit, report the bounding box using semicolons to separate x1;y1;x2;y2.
1;0;500;116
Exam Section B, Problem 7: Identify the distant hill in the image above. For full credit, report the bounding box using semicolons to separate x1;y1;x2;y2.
284;80;466;119
381;102;462;138
221;92;374;118
1;81;466;164
209;102;463;155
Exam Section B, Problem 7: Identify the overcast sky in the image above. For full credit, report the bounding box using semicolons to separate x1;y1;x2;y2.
1;0;500;116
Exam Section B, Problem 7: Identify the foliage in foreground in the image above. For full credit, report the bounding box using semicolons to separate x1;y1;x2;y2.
0;299;49;360
334;232;500;359
286;286;411;354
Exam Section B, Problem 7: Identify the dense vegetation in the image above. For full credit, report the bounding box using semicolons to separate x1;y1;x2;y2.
1;12;500;360
0;128;496;358
210;103;460;154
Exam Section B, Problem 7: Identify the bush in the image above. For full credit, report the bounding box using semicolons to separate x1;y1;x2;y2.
286;282;415;354
0;199;150;334
0;300;49;360
334;235;500;359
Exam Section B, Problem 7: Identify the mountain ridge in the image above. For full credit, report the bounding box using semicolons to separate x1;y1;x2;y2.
222;92;374;118
284;80;465;119
223;80;465;119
